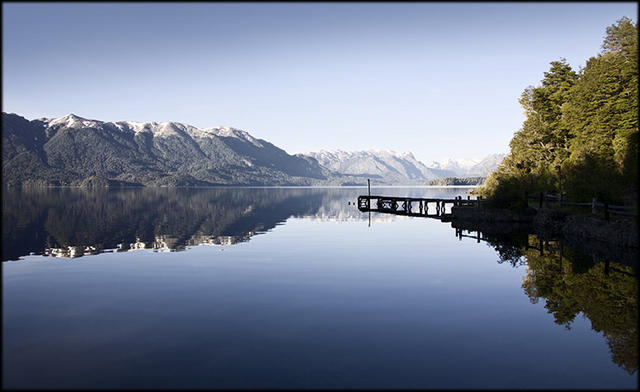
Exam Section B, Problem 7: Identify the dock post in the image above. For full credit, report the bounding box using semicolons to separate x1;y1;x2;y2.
367;179;371;227
592;197;596;215
539;192;543;209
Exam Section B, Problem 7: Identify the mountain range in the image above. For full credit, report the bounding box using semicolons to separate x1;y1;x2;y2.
2;112;505;186
306;150;506;180
304;150;456;182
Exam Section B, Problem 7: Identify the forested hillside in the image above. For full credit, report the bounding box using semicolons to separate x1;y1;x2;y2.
479;17;638;206
1;113;329;186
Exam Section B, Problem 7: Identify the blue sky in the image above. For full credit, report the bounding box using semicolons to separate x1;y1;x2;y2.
2;3;637;162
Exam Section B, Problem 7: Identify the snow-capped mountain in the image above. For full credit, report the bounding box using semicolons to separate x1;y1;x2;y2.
304;150;506;183
3;112;326;186
37;114;266;147
4;112;506;187
304;149;457;183
425;158;481;177
425;155;506;177
464;153;506;177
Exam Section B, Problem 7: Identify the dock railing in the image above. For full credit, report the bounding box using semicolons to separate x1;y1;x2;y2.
357;194;486;219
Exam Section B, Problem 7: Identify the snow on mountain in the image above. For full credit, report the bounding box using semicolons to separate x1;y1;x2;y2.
465;153;506;176
425;155;506;177
41;114;102;129
39;114;263;146
304;150;506;182
4;112;329;186
25;114;506;185
425;158;480;176
304;149;455;183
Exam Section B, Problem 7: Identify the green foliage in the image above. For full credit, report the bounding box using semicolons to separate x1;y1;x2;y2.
480;17;638;205
563;17;638;201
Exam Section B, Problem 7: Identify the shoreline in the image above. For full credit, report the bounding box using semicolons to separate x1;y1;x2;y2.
450;205;638;250
2;184;480;189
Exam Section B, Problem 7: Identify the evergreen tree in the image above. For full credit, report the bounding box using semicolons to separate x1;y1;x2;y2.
479;60;577;205
563;17;638;201
480;17;638;206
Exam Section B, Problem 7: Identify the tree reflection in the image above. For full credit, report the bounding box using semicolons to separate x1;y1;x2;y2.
492;234;637;374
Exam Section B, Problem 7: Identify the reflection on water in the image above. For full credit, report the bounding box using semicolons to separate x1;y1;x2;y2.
3;187;459;260
457;225;638;375
445;217;638;375
3;187;322;260
2;187;637;388
519;237;638;375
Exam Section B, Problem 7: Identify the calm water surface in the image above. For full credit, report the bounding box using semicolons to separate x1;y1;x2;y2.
2;187;637;389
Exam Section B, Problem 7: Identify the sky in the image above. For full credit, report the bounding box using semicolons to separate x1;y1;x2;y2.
2;3;637;162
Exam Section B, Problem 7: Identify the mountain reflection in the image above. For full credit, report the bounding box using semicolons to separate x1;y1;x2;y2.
3;187;409;261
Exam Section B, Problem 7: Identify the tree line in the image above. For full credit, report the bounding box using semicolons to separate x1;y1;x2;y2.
424;177;486;186
479;17;637;206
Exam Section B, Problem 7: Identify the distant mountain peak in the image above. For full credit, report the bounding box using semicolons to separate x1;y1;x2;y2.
43;113;102;129
303;149;455;182
303;149;506;182
37;115;261;144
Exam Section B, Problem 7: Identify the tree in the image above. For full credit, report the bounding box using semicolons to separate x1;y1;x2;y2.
480;17;638;205
479;60;577;205
563;17;638;202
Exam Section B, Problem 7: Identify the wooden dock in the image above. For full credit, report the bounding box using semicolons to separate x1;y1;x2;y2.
357;195;483;220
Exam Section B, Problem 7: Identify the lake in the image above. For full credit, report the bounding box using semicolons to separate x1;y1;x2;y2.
2;187;637;389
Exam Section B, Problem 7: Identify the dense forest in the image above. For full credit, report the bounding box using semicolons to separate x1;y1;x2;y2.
425;177;486;186
479;17;638;207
